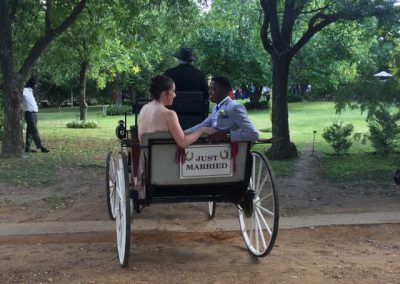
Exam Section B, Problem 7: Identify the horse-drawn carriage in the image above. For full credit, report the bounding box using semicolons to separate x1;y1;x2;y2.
105;96;279;267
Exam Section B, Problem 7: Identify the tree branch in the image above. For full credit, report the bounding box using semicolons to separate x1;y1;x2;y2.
260;0;273;54
45;0;52;35
289;12;338;58
263;0;282;50
19;0;86;78
0;0;17;84
281;0;297;43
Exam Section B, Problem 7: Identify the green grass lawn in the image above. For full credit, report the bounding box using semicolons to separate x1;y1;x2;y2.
1;102;399;185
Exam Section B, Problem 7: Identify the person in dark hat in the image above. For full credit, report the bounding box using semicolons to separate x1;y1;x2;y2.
165;48;209;99
164;47;209;129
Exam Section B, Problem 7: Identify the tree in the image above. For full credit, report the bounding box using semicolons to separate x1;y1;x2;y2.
195;0;272;107
259;0;396;159
0;0;86;156
38;2;134;120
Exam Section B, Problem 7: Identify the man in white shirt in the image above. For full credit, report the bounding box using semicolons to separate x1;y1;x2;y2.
22;78;49;153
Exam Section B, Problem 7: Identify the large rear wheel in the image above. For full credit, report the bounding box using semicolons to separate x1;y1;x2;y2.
115;152;131;267
238;151;279;257
105;152;117;220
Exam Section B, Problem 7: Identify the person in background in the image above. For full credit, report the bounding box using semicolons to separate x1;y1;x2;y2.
185;76;259;143
22;78;49;153
229;89;235;99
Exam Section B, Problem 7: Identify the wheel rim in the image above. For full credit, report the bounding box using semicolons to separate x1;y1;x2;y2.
239;152;279;257
115;153;130;266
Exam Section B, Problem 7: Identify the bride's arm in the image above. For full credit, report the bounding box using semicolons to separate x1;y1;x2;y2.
167;111;206;148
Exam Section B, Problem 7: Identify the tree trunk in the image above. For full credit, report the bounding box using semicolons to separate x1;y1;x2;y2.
2;82;24;156
265;54;298;160
78;61;88;121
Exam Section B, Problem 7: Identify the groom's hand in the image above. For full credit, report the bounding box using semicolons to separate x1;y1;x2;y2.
208;130;230;143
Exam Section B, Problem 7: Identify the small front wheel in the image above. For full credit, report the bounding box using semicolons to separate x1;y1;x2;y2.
208;201;216;219
239;151;279;257
115;152;131;267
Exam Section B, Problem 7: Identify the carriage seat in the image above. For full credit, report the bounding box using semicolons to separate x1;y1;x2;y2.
140;132;250;187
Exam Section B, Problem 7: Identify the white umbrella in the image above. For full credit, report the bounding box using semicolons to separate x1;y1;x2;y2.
374;71;393;78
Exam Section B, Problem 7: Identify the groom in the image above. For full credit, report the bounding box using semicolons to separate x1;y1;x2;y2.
185;76;259;143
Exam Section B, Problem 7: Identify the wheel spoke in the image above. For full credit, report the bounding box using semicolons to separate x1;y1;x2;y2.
260;192;272;202
254;213;260;252
256;158;262;191
257;204;274;217
256;174;269;195
257;207;272;236
252;157;256;188
255;211;267;250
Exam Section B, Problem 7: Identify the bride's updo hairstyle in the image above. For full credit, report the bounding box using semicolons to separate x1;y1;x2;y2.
149;75;174;100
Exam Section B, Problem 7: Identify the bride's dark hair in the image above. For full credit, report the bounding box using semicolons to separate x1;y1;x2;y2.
149;75;174;100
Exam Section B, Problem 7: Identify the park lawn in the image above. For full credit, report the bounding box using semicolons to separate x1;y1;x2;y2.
0;102;399;185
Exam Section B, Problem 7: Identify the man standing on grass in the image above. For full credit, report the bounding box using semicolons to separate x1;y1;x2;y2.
22;78;49;153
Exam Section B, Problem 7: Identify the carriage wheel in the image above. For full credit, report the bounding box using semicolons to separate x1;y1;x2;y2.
238;151;279;257
208;201;216;219
105;152;117;220
115;152;131;267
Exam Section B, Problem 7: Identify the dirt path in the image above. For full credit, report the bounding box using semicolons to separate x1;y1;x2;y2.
1;224;399;283
1;149;399;283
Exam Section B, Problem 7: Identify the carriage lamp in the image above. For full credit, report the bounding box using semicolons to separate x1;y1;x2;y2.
312;130;317;155
116;120;127;139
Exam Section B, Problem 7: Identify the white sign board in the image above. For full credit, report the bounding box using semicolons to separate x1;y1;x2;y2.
180;144;232;179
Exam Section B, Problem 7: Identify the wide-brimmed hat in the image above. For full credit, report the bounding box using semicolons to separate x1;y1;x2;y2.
175;48;196;61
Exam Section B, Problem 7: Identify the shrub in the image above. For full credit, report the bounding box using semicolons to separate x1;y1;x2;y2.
0;103;3;139
287;94;303;103
66;120;98;129
366;108;400;155
106;104;131;116
244;100;270;110
322;121;354;154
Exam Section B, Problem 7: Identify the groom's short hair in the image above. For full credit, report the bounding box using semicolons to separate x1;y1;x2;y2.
212;76;231;92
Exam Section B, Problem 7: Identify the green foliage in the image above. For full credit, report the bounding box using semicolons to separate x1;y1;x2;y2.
291;20;377;98
106;104;131;116
335;77;400;116
66;120;98;129
322;121;354;154
365;107;400;155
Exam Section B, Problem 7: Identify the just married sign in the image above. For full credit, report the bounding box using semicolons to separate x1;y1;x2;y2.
179;144;233;179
